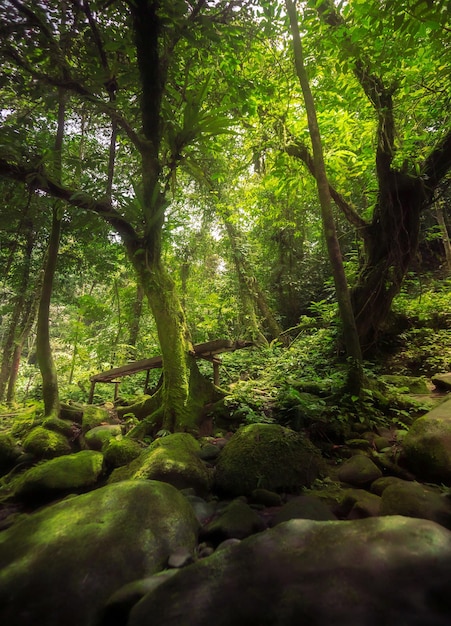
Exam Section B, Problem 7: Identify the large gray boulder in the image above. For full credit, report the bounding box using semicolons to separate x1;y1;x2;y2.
403;397;451;484
0;480;199;626
128;516;451;626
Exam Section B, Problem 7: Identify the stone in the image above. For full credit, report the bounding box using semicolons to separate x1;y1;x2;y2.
271;495;336;526
109;433;211;496
214;423;325;496
128;516;451;626
167;546;195;568
432;373;451;392
83;424;122;451
381;374;430;394
42;416;79;439
402;397;451;484
380;481;451;530
339;488;382;519
14;450;104;500
337;454;382;486
250;488;282;507
81;405;111;433
103;438;142;468
201;498;266;542
22;426;72;460
0;480;199;626
370;476;411;496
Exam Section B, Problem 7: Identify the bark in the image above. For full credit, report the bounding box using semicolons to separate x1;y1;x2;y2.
286;0;362;381
127;283;144;355
436;203;451;274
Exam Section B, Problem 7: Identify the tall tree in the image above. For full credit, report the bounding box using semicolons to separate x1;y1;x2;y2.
285;0;362;374
0;0;249;432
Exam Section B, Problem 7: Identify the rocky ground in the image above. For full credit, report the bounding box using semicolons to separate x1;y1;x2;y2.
1;379;451;625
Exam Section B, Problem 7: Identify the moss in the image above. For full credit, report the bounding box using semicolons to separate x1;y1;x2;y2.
215;423;326;496
14;450;104;499
149;432;200;454
381;374;429;395
82;405;110;433
42;416;78;438
23;426;72;460
10;403;43;439
0;433;20;473
403;415;451;484
104;438;142;468
83;424;122;451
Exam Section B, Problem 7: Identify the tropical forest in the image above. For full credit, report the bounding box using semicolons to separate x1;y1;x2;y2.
0;1;451;624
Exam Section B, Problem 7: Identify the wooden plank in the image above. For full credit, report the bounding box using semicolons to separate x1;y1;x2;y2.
90;339;253;384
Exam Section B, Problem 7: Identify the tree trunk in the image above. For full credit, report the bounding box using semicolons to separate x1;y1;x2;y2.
127;283;144;357
286;0;362;383
436;203;451;274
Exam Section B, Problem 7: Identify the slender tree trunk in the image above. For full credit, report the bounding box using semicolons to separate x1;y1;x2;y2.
36;87;66;416
286;0;362;386
436;203;451;274
127;283;144;356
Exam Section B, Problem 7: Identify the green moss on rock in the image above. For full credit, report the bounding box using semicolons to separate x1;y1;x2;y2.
22;426;72;460
214;423;325;496
10;403;43;438
82;405;110;433
42;416;78;438
84;424;122;451
381;375;429;395
0;433;20;473
104;438;143;468
14;450;104;500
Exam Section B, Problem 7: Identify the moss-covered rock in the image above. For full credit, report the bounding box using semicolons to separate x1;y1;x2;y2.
22;426;72;460
59;402;84;423
81;405;111;433
109;433;211;495
337;455;382;487
381;374;430;395
0;432;21;474
214;424;325;496
83;424;122;451
104;438;143;468
14;450;104;500
127;516;451;626
201;498;266;542
380;481;451;529
42;416;79;438
402;397;451;484
0;480;199;626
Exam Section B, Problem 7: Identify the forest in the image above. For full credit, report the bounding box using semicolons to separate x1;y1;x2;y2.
0;1;451;625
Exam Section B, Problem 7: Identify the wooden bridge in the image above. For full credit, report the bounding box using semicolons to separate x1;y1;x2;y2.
88;339;253;402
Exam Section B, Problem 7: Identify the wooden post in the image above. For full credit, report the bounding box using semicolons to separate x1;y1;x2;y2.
144;369;150;393
213;359;220;386
88;380;96;404
113;381;120;401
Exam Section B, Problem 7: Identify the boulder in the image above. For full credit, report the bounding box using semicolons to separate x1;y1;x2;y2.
81;405;111;433
214;424;325;496
0;480;199;626
270;495;336;526
201;498;266;543
403;397;451;484
83;424;122;451
337;454;382;486
14;450;104;500
432;373;451;392
42;415;79;439
128;516;451;626
338;488;381;519
103;438;143;468
109;433;211;496
22;426;72;459
380;481;451;529
381;374;430;394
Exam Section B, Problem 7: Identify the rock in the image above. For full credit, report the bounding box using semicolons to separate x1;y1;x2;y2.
432;373;451;392
0;433;21;474
381;374;430;394
10;403;42;438
59;402;84;423
14;450;104;500
98;571;178;626
214;424;325;496
402;397;451;484
184;494;217;524
109;433;211;496
168;546;195;568
380;481;451;529
339;488;381;519
198;442;220;460
42;416;79;439
83;424;122;451
337;454;382;486
250;488;282;507
81;405;111;433
22;426;72;460
370;475;411;496
0;480;199;626
270;495;336;526
103;438;142;468
373;436;390;451
201;498;266;542
128;516;451;626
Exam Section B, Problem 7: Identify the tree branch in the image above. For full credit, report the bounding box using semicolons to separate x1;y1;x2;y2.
285;142;370;237
0;158;139;249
